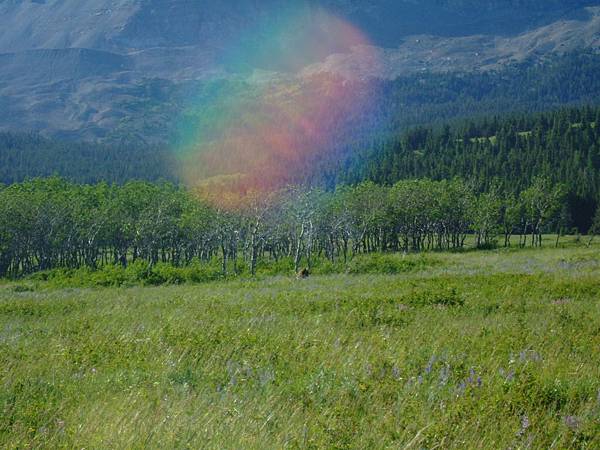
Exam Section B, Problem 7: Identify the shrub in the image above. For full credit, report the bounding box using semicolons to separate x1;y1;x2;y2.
405;285;464;307
124;260;152;284
310;258;345;275
11;284;35;293
477;241;499;250
147;262;186;285
256;257;295;276
187;258;223;283
346;253;436;275
92;264;130;287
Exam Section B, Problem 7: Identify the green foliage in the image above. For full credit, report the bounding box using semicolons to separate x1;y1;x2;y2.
339;105;600;230
30;259;227;288
346;253;437;275
0;173;586;281
0;132;176;185
2;245;600;448
405;285;464;307
3;52;600;192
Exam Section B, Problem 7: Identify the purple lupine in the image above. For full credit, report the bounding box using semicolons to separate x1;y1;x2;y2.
259;368;275;387
439;366;450;386
425;356;437;375
467;368;476;384
516;415;530;437
519;350;542;363
564;416;580;431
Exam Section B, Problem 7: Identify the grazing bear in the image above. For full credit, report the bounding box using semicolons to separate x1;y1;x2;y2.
297;267;310;279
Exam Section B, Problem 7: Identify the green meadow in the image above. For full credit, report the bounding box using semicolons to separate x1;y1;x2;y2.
2;241;600;448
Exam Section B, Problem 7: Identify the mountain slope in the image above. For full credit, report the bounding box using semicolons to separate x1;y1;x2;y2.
0;0;599;142
1;0;597;52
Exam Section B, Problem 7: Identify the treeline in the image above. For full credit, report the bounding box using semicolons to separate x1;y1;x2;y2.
337;105;600;230
3;52;600;188
0;132;176;185
371;51;600;136
2;176;593;280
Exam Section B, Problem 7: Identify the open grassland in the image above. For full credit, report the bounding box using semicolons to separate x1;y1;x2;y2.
2;243;600;448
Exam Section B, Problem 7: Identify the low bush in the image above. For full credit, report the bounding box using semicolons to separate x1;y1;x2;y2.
346;253;437;275
21;253;441;287
405;285;464;307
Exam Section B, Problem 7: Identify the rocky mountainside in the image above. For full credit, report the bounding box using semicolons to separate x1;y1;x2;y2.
0;0;599;141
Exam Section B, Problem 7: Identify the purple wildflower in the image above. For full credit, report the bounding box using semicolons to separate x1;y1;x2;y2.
439;365;450;386
425;356;437;375
516;415;530;438
564;416;580;431
519;350;542;363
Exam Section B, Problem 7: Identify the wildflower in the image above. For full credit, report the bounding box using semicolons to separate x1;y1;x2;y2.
439;365;450;386
226;360;238;372
519;350;542;363
259;368;275;387
516;415;530;438
467;368;476;384
425;355;436;375
503;369;515;382
564;415;580;431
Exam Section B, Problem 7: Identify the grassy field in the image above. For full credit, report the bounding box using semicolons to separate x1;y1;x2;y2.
2;242;600;448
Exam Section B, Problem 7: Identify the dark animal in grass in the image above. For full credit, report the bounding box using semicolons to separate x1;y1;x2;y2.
296;268;310;279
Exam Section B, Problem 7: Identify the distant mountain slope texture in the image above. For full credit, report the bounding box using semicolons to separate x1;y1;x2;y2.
0;0;599;141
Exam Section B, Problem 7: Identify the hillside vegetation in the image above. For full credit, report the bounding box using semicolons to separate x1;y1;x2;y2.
338;105;600;230
0;133;175;185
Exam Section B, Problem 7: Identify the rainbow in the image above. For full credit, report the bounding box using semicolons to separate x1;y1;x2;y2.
173;6;381;205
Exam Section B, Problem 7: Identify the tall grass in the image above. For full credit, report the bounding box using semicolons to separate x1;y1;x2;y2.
1;244;600;448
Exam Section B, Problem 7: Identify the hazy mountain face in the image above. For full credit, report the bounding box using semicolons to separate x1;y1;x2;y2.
0;0;596;52
0;0;599;142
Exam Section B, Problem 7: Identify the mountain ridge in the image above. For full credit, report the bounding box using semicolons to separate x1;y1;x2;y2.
1;0;600;142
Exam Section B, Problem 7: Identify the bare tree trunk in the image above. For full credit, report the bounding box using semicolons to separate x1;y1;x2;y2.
250;220;259;276
221;242;227;276
294;223;305;274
